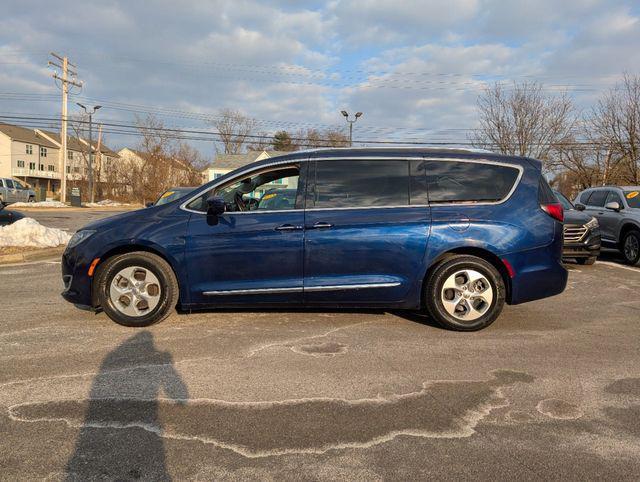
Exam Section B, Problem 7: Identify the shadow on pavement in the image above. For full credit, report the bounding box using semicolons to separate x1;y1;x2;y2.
65;331;188;481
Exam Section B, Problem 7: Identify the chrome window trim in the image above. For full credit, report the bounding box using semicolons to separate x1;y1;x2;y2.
203;281;401;296
181;155;525;214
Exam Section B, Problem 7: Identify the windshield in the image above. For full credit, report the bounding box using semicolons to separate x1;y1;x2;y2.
624;190;640;209
553;190;574;210
155;188;193;206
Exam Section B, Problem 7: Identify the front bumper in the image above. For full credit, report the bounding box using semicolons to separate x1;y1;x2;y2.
562;228;601;259
61;247;96;307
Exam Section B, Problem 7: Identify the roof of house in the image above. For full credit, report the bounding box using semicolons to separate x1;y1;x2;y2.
39;129;119;157
0;123;59;149
209;150;291;170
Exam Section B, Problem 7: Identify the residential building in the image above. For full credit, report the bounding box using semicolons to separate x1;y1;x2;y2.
0;123;120;199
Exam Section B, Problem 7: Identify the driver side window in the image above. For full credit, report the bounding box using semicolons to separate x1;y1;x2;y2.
187;164;302;213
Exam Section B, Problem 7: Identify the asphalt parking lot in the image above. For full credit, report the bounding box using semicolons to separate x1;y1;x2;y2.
1;211;640;479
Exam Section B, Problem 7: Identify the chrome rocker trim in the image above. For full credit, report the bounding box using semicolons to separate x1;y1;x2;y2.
203;282;401;296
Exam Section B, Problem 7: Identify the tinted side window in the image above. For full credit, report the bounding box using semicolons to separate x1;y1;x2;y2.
425;160;520;203
586;190;608;207
313;160;409;208
578;191;591;204
409;160;429;205
606;191;623;206
5;179;14;189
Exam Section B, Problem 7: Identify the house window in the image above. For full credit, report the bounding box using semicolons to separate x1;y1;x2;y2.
40;146;47;157
48;165;56;172
66;166;71;174
67;151;73;160
29;162;36;170
26;144;33;155
17;160;25;168
74;167;79;173
39;164;44;171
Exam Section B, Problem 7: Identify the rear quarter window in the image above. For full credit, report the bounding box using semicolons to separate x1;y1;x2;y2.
425;160;520;203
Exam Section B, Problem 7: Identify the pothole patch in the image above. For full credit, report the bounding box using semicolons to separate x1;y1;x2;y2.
536;398;583;420
291;342;347;357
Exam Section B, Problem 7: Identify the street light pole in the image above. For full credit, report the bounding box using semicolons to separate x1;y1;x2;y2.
76;103;101;203
341;110;363;147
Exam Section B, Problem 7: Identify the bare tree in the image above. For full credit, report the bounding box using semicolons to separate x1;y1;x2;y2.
471;82;576;170
211;109;255;154
589;74;640;185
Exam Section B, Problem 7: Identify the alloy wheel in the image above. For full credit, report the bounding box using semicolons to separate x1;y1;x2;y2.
109;266;162;317
440;269;494;321
624;234;639;262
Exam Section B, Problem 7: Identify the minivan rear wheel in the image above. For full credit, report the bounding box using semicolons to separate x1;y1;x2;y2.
95;251;179;327
424;255;505;331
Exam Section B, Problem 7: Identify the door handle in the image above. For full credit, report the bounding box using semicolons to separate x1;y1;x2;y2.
275;224;302;231
309;221;333;229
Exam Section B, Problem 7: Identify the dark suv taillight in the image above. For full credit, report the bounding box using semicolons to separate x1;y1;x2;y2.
541;203;564;222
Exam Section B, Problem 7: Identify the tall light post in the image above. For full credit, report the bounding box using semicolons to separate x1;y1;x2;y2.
76;103;101;203
341;110;362;147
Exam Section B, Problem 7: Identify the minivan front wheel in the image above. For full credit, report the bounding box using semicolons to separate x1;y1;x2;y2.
425;255;505;331
95;252;179;327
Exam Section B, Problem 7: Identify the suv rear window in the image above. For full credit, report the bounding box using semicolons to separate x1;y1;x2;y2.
425;160;520;203
538;176;557;204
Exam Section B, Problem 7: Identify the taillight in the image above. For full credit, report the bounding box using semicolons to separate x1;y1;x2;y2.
541;203;564;222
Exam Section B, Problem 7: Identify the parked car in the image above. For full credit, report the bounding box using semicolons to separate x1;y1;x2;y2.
62;148;567;331
574;186;640;265
148;187;197;207
553;190;601;265
0;204;25;226
0;178;36;205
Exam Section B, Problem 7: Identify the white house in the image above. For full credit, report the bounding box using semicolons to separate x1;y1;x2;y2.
203;150;290;181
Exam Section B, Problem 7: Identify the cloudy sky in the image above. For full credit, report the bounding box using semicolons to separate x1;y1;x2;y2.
1;0;639;157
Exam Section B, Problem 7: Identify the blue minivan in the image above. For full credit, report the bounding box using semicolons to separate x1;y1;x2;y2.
62;148;567;331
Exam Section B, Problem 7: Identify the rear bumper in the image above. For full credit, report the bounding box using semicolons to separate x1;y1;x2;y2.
504;240;568;305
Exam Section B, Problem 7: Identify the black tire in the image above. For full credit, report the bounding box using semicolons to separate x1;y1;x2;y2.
28;196;35;203
95;251;179;327
576;256;597;265
621;230;640;266
424;255;506;331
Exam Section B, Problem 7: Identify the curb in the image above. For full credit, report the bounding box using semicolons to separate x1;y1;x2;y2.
0;246;66;265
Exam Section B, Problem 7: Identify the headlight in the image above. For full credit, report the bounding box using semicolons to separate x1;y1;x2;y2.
67;230;96;248
585;217;599;229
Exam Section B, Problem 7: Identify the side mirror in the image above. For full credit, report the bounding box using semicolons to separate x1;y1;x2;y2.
575;203;586;211
145;202;154;208
605;201;621;212
207;196;226;215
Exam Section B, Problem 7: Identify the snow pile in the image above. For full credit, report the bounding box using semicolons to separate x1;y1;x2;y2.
0;218;71;248
11;201;69;208
85;199;129;207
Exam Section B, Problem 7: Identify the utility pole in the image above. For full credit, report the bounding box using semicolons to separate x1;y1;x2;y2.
77;103;101;203
49;53;82;203
340;110;363;146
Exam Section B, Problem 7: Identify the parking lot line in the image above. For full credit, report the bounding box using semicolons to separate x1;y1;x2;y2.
597;261;640;273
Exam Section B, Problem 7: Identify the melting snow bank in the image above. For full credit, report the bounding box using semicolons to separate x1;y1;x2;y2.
11;201;69;208
0;218;71;248
85;199;130;207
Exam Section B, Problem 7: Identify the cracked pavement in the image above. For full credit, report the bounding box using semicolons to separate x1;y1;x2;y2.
1;256;640;480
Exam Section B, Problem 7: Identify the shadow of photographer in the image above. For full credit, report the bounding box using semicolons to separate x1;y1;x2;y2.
65;331;188;481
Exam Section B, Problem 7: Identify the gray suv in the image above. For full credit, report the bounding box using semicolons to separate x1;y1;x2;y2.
574;186;640;265
0;178;36;205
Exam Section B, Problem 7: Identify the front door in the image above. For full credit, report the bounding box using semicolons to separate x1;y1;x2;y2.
303;158;431;306
599;190;625;241
184;162;307;306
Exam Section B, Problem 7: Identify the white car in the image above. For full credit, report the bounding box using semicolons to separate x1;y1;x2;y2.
0;178;36;205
